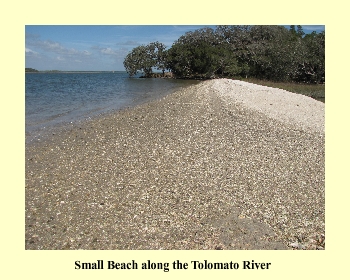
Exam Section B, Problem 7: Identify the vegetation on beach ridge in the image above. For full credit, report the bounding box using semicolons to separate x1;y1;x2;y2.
241;78;325;102
124;25;325;85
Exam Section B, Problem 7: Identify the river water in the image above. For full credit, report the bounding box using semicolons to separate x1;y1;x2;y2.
25;72;199;143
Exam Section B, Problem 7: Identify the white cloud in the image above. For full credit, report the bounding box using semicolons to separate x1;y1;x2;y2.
25;48;38;55
26;35;91;57
92;46;127;57
100;47;118;55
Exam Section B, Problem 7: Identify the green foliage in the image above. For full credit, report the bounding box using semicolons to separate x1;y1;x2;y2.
166;27;245;79
123;42;167;77
246;25;296;81
25;68;39;72
166;28;216;78
123;26;325;83
294;31;325;83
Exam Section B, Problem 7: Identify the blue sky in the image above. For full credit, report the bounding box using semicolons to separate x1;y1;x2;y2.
25;25;325;71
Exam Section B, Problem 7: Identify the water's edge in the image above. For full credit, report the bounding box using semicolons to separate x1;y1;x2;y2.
25;73;199;145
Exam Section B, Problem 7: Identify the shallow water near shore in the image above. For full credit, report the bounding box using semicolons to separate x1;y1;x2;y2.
25;72;199;143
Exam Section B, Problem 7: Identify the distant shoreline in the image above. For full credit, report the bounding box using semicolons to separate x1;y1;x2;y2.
25;70;126;74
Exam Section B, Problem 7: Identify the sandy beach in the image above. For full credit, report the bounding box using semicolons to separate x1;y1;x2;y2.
25;79;325;250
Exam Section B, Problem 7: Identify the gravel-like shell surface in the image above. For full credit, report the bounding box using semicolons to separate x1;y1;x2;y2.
25;79;325;250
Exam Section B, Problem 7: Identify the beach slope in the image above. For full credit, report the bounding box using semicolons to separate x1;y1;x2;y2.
25;79;325;250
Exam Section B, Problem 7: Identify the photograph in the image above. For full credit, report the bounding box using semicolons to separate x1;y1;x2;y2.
25;25;325;251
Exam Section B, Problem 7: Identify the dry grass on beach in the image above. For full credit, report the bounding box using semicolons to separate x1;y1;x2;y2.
25;79;325;250
240;78;325;102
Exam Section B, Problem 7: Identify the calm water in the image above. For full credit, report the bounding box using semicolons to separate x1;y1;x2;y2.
26;72;198;142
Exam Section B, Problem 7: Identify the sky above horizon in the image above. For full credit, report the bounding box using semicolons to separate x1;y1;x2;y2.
25;25;325;71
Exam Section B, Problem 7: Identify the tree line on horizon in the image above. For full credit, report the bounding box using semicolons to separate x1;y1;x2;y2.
25;68;39;72
123;25;325;84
